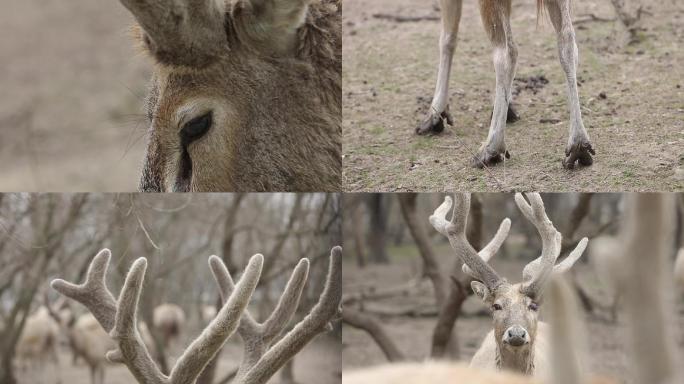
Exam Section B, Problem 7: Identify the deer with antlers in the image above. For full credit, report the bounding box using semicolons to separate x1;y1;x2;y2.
429;193;588;377
417;0;594;170
115;0;341;192
50;246;342;384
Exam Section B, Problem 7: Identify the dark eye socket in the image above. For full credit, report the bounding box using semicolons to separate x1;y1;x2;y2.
180;112;212;144
528;302;539;311
492;303;503;311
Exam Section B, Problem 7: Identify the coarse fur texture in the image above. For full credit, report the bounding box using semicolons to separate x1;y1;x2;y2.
428;193;587;376
51;246;342;384
127;0;341;192
419;0;594;170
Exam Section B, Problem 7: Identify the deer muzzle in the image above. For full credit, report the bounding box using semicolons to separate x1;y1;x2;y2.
502;325;529;347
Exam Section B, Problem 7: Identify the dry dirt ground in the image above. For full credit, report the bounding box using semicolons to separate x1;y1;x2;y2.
343;0;684;192
0;1;150;191
342;243;684;383
15;333;340;384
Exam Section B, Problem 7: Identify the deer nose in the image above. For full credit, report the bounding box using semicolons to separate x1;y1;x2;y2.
503;326;529;347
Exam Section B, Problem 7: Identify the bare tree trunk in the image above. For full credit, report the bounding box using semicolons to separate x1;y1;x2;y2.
343;308;406;362
431;277;469;358
350;198;368;267
366;194;389;263
467;194;483;250
398;194;446;305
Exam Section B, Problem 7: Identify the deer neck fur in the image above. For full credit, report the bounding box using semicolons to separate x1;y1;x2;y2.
496;342;535;375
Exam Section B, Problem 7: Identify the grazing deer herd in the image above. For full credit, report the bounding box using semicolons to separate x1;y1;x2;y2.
418;0;594;170
117;0;342;192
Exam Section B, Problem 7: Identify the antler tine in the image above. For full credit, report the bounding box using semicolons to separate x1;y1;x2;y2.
109;258;167;383
50;249;117;331
208;254;310;376
120;0;227;67
430;194;505;289
52;250;167;383
240;246;342;384
169;254;263;384
515;193;563;298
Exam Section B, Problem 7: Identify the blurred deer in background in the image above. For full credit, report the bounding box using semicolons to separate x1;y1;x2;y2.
153;304;186;349
428;193;588;377
115;0;341;192
51;246;342;384
417;0;594;170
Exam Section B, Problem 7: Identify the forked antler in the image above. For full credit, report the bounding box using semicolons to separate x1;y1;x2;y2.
429;194;511;290
210;246;342;384
429;193;587;297
51;246;342;384
515;193;588;298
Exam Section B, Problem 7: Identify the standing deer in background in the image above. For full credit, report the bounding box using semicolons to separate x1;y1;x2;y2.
153;304;186;349
51;246;342;384
429;193;588;377
417;0;594;170
118;0;341;192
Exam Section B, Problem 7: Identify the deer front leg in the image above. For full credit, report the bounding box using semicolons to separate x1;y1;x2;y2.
472;0;517;168
417;0;462;135
545;0;595;169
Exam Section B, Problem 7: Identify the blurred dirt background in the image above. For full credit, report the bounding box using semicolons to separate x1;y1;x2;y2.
0;0;150;191
343;0;684;192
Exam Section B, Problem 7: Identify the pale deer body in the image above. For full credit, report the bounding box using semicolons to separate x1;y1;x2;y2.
71;314;117;384
152;303;186;347
428;193;588;377
115;0;341;192
418;0;594;169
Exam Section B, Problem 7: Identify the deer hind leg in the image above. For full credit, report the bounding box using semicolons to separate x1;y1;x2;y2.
472;0;517;168
416;0;463;135
545;0;595;169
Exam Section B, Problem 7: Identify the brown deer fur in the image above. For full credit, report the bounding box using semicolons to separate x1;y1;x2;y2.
130;0;341;192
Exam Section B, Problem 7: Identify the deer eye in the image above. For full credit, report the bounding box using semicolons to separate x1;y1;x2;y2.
180;112;212;144
528;302;539;311
492;303;503;311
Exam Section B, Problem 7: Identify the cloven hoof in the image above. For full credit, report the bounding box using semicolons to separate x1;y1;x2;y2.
472;147;511;168
563;141;595;169
416;109;453;135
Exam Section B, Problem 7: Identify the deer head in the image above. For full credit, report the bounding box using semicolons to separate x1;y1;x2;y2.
50;246;342;384
430;193;588;373
125;0;342;192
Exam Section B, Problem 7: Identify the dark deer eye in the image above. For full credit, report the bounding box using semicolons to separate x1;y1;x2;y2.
528;302;539;311
180;112;212;144
492;303;503;311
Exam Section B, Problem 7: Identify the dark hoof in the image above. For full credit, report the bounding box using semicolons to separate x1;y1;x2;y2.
506;104;520;123
563;141;595;169
471;148;511;168
488;104;520;125
416;108;453;135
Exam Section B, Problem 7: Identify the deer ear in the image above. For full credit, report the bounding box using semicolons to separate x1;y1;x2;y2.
471;281;492;303
243;0;311;53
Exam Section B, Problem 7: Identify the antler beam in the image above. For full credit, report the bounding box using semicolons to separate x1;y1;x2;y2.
52;248;264;384
429;194;510;290
515;193;588;298
210;246;342;384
